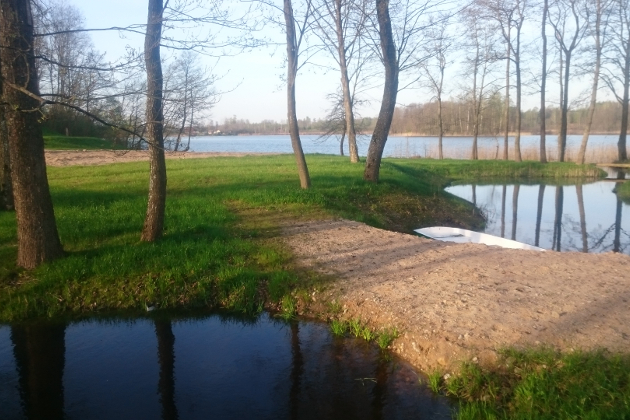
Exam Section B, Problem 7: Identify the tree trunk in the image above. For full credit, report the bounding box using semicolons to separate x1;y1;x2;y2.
334;0;359;163
553;186;564;251
438;96;444;159
141;0;168;242
155;320;178;420
0;101;13;211
0;0;64;268
511;184;519;240
576;184;588;252
501;184;506;238
558;51;571;162
540;0;548;163
578;0;602;165
364;0;398;182
619;35;630;161
339;126;346;156
514;46;522;162
503;36;510;160
535;184;545;247
284;0;311;189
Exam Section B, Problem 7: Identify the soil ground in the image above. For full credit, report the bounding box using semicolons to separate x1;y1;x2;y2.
46;150;630;373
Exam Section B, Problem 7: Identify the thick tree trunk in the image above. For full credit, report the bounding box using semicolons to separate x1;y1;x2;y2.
334;0;359;163
11;324;66;420
284;0;311;189
540;0;548;163
553;186;564;251
364;0;398;182
578;0;602;165
141;0;168;241
0;103;13;211
155;320;178;420
0;0;64;268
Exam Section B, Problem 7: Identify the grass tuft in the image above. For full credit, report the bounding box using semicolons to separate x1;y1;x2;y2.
440;348;630;420
376;327;399;349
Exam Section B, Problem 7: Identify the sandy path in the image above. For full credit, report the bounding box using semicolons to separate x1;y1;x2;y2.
282;219;630;372
45;149;273;167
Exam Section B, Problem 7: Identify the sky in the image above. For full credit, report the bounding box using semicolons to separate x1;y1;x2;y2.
65;0;599;125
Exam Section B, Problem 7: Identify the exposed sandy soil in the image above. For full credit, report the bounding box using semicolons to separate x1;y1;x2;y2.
283;219;630;372
47;150;630;373
44;149;272;167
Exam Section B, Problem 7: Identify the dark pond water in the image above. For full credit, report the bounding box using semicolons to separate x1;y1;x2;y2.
0;313;451;420
446;175;630;254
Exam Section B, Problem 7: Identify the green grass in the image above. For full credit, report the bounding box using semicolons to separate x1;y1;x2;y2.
44;135;126;150
437;348;630;420
617;181;630;204
0;155;605;322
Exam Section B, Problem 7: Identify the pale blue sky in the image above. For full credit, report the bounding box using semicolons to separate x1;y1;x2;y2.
66;0;595;125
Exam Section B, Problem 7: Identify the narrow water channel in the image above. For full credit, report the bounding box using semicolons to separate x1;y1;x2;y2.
446;176;630;254
0;313;451;420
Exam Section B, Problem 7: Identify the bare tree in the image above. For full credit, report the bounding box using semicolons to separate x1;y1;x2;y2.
284;0;312;188
602;0;630;161
164;51;217;151
420;15;452;160
141;0;167;242
540;0;549;163
548;0;588;162
312;0;371;163
0;0;64;268
364;0;439;181
480;0;528;162
577;0;609;164
461;5;498;160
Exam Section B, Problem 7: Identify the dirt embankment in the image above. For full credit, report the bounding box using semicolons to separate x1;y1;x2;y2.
44;149;273;167
46;150;630;373
283;219;630;373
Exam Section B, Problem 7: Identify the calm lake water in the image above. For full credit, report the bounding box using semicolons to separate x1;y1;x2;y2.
0;313;451;420
446;178;630;254
178;134;620;159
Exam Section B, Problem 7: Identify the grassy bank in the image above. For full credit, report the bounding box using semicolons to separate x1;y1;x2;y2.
0;156;606;321
431;348;630;420
0;154;488;321
44;135;125;150
618;181;630;204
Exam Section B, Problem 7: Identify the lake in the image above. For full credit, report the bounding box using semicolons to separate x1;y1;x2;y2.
0;313;451;420
175;134;621;161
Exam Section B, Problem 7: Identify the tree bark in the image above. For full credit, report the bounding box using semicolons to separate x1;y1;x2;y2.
619;34;630;161
141;0;168;242
514;41;522;162
578;0;602;165
540;0;548;163
364;0;398;182
339;126;346;156
334;0;359;163
438;95;444;159
0;100;13;211
503;39;510;160
558;51;571;162
0;0;64;268
284;0;311;189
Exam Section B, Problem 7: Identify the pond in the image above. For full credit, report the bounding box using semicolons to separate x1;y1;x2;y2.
445;173;630;254
0;313;452;420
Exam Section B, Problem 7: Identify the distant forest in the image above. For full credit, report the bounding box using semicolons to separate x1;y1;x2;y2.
207;99;626;137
